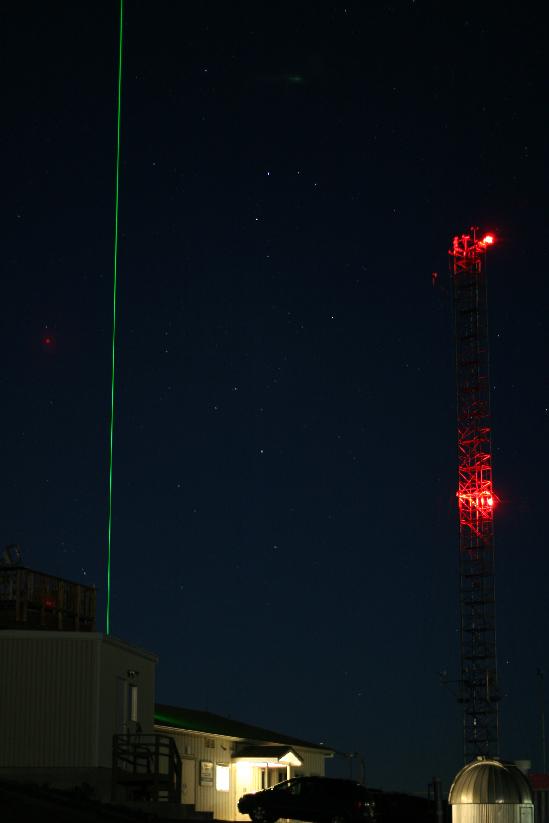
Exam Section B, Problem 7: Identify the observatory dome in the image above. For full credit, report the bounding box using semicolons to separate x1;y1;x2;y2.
449;758;533;805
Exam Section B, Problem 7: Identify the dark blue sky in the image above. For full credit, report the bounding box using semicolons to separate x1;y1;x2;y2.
2;0;549;793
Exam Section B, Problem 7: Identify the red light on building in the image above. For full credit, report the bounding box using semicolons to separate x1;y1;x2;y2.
42;334;57;352
482;234;494;245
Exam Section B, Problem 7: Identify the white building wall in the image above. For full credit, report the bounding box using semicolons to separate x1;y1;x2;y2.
232;749;327;822
0;631;157;774
452;804;534;823
292;750;329;777
234;759;264;820
97;635;157;767
156;725;329;822
160;728;235;818
0;631;99;767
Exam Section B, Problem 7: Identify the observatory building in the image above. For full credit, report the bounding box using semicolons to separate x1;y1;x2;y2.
449;758;534;823
0;555;332;816
0;561;160;800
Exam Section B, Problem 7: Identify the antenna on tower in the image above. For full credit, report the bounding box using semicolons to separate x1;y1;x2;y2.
449;227;500;761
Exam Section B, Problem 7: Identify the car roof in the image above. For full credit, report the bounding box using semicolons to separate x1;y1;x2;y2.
290;777;367;788
300;777;363;784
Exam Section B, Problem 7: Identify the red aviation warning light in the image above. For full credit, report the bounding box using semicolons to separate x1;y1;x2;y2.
451;229;496;258
42;333;57;353
449;226;499;761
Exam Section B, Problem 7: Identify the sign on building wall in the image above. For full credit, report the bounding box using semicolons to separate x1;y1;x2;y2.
200;760;214;786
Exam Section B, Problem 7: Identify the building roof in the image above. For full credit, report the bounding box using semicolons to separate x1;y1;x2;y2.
233;745;303;766
449;759;533;805
154;703;333;753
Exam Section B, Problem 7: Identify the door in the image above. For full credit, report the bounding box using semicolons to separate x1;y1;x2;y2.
115;677;127;734
182;758;196;805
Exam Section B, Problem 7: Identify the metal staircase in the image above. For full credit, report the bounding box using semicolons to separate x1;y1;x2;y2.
112;733;182;803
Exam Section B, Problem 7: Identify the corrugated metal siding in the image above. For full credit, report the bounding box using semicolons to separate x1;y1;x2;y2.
96;637;157;767
293;750;328;777
0;633;99;768
159;729;247;820
234;760;264;821
453;804;534;823
156;727;330;822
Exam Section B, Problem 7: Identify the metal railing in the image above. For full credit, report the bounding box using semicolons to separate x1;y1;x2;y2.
112;733;182;803
0;567;96;631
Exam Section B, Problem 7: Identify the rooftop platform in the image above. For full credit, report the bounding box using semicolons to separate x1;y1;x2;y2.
0;566;96;632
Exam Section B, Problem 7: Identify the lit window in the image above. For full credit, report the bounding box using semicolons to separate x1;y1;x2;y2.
129;685;139;722
216;764;230;792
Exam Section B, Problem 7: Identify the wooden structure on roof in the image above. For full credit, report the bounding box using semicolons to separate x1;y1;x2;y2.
0;566;96;631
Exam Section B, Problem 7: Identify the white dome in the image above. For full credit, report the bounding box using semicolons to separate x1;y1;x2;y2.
449;759;533;805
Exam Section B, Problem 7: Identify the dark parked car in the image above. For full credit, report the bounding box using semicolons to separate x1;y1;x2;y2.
238;776;376;823
368;788;436;823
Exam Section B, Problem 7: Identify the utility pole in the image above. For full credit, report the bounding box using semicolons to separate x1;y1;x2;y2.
538;669;547;772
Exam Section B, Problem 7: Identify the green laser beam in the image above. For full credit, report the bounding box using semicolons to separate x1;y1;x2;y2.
106;0;124;636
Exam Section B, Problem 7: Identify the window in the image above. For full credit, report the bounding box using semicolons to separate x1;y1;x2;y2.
129;685;139;723
216;764;230;792
277;780;298;795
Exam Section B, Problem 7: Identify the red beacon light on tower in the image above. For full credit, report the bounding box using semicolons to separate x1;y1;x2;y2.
480;492;496;510
450;230;496;259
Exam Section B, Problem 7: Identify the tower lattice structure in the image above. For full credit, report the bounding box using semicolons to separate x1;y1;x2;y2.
450;228;499;761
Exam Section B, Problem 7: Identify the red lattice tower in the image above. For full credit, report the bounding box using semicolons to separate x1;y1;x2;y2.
450;228;499;761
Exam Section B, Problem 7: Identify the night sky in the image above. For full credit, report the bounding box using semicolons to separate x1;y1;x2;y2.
3;0;549;795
